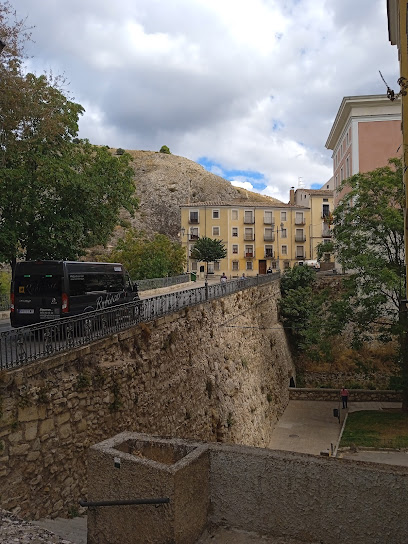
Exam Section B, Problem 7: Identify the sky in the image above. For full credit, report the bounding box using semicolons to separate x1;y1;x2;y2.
10;0;400;202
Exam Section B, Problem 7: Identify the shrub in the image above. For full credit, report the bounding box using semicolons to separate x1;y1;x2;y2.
116;148;125;155
159;145;171;154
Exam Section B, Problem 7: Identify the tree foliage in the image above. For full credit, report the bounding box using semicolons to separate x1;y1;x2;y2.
159;145;171;154
333;158;405;337
109;230;185;280
332;158;408;409
190;237;227;266
0;4;138;265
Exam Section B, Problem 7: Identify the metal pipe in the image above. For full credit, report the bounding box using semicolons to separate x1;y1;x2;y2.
79;498;170;507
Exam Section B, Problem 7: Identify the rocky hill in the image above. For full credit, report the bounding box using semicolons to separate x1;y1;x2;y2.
101;150;282;252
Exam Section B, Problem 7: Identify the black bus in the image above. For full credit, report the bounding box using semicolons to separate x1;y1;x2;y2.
10;260;139;328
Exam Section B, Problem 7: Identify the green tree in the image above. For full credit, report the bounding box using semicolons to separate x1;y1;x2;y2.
332;158;407;409
159;145;171;154
110;230;185;280
0;6;138;265
190;237;227;276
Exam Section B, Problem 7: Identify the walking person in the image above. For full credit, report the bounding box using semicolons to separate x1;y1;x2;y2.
220;272;227;290
340;387;349;409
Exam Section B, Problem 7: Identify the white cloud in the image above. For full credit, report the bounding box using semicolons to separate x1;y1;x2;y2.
14;0;399;203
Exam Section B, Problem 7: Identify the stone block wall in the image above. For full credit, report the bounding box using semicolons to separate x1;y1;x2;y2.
0;281;294;519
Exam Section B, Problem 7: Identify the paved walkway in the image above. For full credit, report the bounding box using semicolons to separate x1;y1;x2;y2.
268;400;403;457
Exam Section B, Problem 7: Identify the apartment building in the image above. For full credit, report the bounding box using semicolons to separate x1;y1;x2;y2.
180;189;333;274
325;94;402;206
291;188;334;263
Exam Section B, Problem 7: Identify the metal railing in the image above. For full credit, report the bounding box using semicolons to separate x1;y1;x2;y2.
0;272;280;370
135;274;189;291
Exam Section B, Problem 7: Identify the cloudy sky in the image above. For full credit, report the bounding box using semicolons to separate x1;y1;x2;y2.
11;0;400;201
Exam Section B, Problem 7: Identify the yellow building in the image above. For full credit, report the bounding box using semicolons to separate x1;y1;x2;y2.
292;188;334;264
180;188;333;276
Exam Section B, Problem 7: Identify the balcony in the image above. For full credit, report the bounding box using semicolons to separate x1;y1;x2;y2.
295;219;306;225
322;227;332;238
189;234;199;241
265;251;274;258
295;235;306;242
264;218;275;225
244;218;255;224
244;251;255;258
244;234;255;241
295;254;305;260
264;233;275;241
189;218;199;224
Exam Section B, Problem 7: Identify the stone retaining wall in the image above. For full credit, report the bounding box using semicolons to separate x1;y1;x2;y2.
0;281;294;520
289;387;402;402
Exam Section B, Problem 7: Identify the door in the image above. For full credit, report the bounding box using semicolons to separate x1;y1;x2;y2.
259;260;266;274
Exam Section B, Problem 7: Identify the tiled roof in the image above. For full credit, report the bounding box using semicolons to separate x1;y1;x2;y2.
180;201;307;209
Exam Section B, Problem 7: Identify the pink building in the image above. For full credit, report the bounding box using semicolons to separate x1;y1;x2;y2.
325;94;402;205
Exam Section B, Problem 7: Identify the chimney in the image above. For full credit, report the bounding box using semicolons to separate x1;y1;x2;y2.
289;187;295;205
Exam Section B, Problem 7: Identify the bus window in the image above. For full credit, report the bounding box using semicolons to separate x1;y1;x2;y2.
14;274;62;297
69;273;124;296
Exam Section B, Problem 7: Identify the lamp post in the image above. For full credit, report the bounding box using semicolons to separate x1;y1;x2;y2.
179;227;189;273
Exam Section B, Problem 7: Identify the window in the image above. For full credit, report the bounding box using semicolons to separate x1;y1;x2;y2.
346;131;349;145
232;261;239;271
346;156;350;178
281;211;287;222
296;246;304;258
264;228;274;241
232;227;238;237
265;245;273;258
189;227;199;240
295;229;305;242
340;167;344;182
295;212;304;225
212;226;220;236
281;228;287;238
244;227;254;241
281;245;287;255
214;262;220;271
335;175;339;188
191;261;197;271
189;211;199;223
323;198;328;202
272;261;277;269
284;260;290;269
231;209;239;220
246;261;253;271
264;211;273;224
232;244;238;254
212;209;219;219
245;245;254;258
208;263;214;274
244;210;254;224
322;204;330;218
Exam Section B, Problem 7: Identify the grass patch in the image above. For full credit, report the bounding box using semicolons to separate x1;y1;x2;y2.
340;410;408;449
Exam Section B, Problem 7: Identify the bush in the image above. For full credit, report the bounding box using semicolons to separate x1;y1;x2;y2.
116;148;125;155
159;145;171;154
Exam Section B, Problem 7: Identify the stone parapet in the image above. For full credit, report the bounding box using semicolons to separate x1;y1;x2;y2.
289;387;402;402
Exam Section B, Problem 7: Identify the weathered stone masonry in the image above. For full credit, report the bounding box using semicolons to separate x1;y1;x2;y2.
0;281;294;520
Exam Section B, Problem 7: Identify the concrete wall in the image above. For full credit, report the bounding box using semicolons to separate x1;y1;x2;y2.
209;443;408;544
87;433;408;544
0;281;295;519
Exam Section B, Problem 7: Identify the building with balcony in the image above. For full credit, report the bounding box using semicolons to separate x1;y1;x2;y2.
325;94;402;206
180;189;333;274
